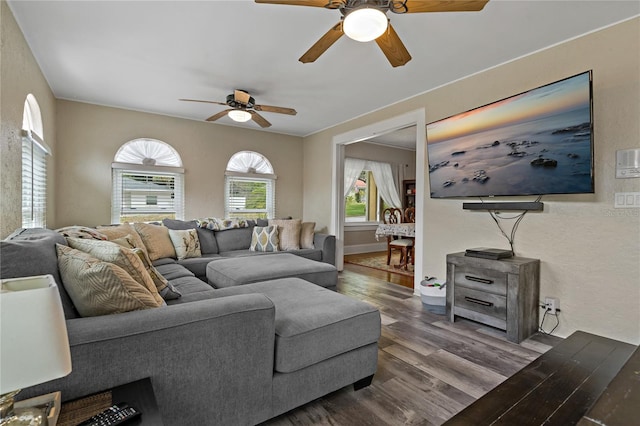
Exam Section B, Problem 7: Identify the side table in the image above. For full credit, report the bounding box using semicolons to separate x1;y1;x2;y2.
57;378;163;426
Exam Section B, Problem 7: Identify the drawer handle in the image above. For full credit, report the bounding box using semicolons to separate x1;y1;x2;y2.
464;297;494;307
465;275;494;285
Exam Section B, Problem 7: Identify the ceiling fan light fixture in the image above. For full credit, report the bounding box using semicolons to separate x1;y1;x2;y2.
343;8;388;42
228;109;252;123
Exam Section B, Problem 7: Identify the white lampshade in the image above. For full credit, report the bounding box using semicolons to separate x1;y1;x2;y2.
228;110;252;123
343;8;388;42
0;275;72;394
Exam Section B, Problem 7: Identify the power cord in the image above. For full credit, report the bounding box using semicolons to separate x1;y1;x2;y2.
479;195;543;255
538;303;561;335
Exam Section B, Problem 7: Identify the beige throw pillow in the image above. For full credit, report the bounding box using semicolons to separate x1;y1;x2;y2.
66;237;164;306
110;235;181;301
300;222;315;249
168;229;202;260
56;245;163;317
133;222;176;261
97;223;149;257
269;219;302;251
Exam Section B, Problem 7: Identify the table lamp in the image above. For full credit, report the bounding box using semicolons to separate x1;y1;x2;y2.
0;275;72;426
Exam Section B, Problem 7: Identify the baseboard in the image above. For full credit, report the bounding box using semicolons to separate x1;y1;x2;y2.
343;243;387;255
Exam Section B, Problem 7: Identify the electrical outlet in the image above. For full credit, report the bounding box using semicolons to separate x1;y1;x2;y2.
545;297;559;315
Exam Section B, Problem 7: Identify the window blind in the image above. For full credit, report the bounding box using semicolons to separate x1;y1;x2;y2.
21;134;48;228
225;176;275;219
112;169;184;223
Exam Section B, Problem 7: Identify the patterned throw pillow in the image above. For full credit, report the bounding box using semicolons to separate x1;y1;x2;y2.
268;219;302;250
110;235;181;300
66;237;164;306
168;229;202;260
250;226;279;252
133;222;177;261
56;245;163;317
300;222;315;249
195;217;252;231
56;226;108;240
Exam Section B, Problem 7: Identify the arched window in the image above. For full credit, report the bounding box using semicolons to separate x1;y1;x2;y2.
22;94;51;228
111;138;184;223
225;151;276;219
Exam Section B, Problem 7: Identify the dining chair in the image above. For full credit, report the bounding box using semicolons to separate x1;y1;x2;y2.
403;207;416;266
382;207;414;267
404;207;415;223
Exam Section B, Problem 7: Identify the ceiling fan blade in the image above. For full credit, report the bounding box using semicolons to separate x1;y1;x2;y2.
205;109;233;122
249;111;272;128
299;22;344;63
391;0;489;14
375;24;412;67
179;98;227;106
254;104;297;115
255;0;343;9
234;90;251;105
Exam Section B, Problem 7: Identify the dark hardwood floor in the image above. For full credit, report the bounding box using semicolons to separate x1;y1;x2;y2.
263;262;561;426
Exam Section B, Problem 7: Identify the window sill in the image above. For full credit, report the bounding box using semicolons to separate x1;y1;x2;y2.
344;222;381;231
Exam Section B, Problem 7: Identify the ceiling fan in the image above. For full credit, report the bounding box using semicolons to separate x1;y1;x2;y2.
179;90;297;128
255;0;489;67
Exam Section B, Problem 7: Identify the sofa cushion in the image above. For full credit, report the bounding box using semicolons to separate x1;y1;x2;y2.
161;218;219;255
268;219;301;251
133;222;177;261
206;253;337;289
0;228;78;319
211;278;380;373
214;227;254;252
56;245;164;317
168;228;202;260
164;276;215;302
300;222;315;249
154;263;195;281
250;226;279;252
65;238;164;306
177;255;222;279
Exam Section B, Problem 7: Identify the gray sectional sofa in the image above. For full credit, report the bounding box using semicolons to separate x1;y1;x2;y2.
0;226;380;425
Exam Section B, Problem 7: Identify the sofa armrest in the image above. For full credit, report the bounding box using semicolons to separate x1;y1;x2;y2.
21;294;276;426
314;233;336;266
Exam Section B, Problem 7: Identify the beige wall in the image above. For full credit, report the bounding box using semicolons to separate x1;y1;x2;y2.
303;18;640;344
55;100;304;228
1;0;57;238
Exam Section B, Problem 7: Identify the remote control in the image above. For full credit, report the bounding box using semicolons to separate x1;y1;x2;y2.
78;403;141;426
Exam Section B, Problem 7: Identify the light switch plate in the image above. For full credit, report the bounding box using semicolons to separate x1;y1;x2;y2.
614;192;640;208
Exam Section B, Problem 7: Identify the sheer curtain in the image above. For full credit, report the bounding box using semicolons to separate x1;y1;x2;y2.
367;160;403;209
344;158;367;196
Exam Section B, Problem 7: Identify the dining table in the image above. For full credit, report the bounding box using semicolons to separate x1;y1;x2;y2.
374;222;415;240
375;222;416;270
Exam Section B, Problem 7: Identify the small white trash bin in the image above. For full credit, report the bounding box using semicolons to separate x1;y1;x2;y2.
420;277;446;315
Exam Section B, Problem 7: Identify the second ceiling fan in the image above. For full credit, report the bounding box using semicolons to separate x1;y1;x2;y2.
180;90;296;128
255;0;489;67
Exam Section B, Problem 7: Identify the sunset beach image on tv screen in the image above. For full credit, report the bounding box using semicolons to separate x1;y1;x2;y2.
426;71;594;198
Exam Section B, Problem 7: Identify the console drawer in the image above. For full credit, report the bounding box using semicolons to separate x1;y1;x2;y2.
454;287;507;322
454;265;507;295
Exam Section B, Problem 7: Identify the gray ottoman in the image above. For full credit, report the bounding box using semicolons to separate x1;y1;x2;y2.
206;253;338;290
211;278;381;374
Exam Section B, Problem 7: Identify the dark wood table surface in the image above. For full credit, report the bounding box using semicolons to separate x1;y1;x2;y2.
444;331;637;426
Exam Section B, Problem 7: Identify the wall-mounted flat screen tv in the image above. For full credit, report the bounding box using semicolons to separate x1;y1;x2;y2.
426;71;594;198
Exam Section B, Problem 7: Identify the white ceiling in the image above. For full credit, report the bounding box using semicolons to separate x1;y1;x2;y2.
8;0;639;143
